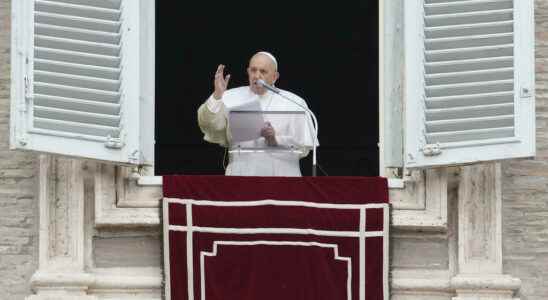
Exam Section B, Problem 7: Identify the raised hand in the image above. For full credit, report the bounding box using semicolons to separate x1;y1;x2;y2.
213;64;231;100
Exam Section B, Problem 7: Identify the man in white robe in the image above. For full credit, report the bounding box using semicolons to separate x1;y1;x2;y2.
197;51;317;176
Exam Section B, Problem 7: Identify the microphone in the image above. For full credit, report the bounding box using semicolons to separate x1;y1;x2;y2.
256;79;280;94
255;79;320;176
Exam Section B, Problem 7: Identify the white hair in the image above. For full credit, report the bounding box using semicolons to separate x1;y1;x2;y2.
256;51;278;71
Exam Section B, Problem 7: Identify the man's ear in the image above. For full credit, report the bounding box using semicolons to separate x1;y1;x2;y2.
273;71;280;84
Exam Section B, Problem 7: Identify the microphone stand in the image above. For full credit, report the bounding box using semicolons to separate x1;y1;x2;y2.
257;80;319;176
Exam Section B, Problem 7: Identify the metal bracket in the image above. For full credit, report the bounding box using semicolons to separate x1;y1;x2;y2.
520;85;532;98
105;135;124;149
18;137;28;147
422;143;442;156
128;149;140;164
21;76;32;112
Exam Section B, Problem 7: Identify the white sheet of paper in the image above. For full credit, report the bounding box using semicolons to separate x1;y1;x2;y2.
228;100;265;143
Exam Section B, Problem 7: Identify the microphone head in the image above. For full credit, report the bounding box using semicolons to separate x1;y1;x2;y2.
255;79;279;94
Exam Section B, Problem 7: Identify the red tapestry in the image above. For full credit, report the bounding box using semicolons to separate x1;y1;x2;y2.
163;176;389;300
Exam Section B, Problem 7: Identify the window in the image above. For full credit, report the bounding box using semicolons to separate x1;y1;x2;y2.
154;0;380;176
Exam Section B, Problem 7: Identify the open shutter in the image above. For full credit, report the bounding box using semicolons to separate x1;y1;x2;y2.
404;0;535;168
10;0;143;165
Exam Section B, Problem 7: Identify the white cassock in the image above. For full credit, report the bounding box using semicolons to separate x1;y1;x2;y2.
197;86;318;176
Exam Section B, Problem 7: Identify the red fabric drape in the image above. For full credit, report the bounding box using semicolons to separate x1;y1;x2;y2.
164;175;388;203
165;176;389;300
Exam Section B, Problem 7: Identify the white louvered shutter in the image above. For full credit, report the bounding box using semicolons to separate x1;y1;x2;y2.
10;0;144;165
404;0;535;168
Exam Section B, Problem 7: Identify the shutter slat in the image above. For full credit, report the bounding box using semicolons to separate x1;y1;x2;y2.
34;59;120;80
52;0;121;10
35;0;121;21
425;44;513;62
34;94;120;115
426;103;514;120
426;127;514;144
425;92;513;109
34;82;120;103
425;67;513;85
35;23;121;44
425;20;513;39
35;35;120;56
426;0;472;3
34;70;120;92
425;9;513;27
35;47;120;68
425;80;513;97
426;0;498;3
35;12;121;33
425;0;513;15
34;117;120;138
425;56;513;73
425;32;512;51
426;115;514;132
34;105;120;127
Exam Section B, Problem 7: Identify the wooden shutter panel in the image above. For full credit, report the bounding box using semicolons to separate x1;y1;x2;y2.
404;0;535;168
10;0;143;164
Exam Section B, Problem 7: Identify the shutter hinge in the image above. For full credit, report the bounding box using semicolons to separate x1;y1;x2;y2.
21;76;32;112
105;135;124;149
422;143;442;156
521;86;532;98
24;76;32;100
18;137;28;147
128;150;140;164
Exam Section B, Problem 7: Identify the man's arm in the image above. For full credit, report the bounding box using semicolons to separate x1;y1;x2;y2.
196;64;231;146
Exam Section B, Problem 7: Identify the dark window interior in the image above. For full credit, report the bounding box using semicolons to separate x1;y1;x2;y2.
155;1;379;176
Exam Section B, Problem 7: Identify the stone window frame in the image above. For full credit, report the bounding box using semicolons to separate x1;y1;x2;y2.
93;0;449;232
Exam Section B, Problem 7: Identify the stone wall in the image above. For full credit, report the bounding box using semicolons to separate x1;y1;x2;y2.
0;0;39;299
501;1;548;299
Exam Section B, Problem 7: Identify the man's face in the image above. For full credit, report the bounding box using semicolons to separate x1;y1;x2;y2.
247;54;279;95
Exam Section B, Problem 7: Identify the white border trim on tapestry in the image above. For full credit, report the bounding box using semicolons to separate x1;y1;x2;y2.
162;200;171;300
200;241;353;300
